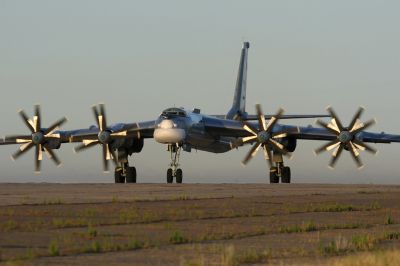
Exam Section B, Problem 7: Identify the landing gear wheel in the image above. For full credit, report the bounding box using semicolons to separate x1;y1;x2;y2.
269;167;279;184
167;168;173;183
114;168;125;183
281;167;291;183
126;167;137;183
176;169;183;184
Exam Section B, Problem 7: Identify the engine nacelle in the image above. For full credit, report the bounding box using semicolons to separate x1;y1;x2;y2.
45;138;61;149
279;137;297;152
127;138;144;154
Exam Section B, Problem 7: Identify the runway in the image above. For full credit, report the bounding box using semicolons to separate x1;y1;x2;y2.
0;183;400;265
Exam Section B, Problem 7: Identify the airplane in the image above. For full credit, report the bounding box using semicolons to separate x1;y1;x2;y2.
1;42;400;184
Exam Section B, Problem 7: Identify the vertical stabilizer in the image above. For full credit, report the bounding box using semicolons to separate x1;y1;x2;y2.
226;42;249;120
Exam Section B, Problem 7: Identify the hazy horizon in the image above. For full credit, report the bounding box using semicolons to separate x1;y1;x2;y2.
1;1;400;184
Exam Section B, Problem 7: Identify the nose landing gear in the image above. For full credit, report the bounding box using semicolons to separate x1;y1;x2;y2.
167;144;183;183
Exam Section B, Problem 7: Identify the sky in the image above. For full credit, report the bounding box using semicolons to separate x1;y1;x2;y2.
0;0;400;183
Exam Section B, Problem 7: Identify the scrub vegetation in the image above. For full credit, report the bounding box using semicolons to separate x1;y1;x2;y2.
0;183;399;265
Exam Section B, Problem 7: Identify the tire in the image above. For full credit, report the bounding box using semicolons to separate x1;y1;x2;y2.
114;168;125;183
269;167;279;184
126;167;137;183
281;167;291;183
176;169;183;184
167;168;173;183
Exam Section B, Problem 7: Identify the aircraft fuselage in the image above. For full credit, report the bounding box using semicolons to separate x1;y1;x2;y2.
154;107;233;153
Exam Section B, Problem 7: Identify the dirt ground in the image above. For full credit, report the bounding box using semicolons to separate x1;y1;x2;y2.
0;183;400;265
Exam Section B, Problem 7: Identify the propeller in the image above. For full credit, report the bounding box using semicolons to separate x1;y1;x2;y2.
4;105;67;173
315;106;377;169
232;104;298;167
72;104;128;172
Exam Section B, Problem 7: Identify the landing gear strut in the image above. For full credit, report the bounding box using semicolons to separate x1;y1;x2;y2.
269;152;291;184
114;149;137;184
167;144;183;183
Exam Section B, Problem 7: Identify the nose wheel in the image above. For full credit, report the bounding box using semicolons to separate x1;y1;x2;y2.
166;144;183;183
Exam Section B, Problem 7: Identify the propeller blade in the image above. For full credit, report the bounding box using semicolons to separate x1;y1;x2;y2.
272;132;288;139
316;119;340;135
351;119;376;134
74;141;99;153
329;145;344;168
352;139;378;155
265;108;284;132
263;145;273;168
34;105;41;132
35;144;42;173
5;135;32;143
272;126;300;139
326;107;344;132
268;139;289;155
268;138;288;155
92;105;101;130
242;142;262;165
18;110;35;133
242;135;258;144
108;145;118;166
349;142;363;169
314;140;341;155
12;142;34;160
243;122;258;136
99;104;107;132
256;104;267;131
44;117;68;135
349;107;364;132
44;147;61;166
110;131;128;138
102;144;109;172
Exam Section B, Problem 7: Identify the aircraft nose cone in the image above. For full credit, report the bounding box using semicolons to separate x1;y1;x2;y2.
154;128;186;144
159;119;175;129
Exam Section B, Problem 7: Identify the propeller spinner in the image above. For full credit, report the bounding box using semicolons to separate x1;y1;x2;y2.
315;106;377;169
5;105;67;172
232;104;298;167
72;104;128;172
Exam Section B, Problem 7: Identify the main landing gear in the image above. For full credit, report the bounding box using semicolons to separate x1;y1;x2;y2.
269;152;291;184
114;149;137;184
115;163;137;183
166;144;183;183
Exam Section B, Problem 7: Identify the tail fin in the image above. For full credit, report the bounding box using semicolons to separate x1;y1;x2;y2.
226;42;250;120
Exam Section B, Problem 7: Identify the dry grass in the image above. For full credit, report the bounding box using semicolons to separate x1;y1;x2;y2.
0;183;399;265
324;249;400;266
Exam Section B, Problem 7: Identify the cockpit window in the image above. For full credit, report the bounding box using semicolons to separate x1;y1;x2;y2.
161;108;186;117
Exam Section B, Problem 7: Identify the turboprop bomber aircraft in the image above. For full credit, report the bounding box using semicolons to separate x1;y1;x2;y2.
1;42;400;183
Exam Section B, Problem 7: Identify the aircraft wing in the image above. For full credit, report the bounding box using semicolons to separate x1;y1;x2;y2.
0;121;156;145
203;116;400;144
211;114;330;120
203;116;250;138
63;120;156;143
293;125;400;143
